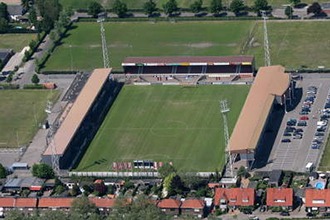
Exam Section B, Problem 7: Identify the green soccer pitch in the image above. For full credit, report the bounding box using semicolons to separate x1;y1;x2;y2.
76;85;249;172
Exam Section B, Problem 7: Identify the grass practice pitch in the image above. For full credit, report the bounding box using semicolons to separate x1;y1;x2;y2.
76;85;249;172
44;21;254;71
0;90;59;148
45;20;330;72
0;33;36;52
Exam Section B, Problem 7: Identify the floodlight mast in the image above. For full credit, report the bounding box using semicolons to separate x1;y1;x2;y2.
220;100;234;178
261;10;271;66
97;18;110;69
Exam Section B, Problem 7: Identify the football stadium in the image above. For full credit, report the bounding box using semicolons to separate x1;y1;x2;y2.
42;55;257;172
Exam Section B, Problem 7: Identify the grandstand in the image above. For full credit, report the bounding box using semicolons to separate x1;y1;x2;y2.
42;68;123;169
228;65;291;169
122;56;255;84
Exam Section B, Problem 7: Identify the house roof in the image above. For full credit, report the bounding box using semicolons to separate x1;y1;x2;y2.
0;198;15;207
38;198;74;208
305;189;330;207
15;198;37;208
181;199;205;209
7;5;23;16
89;198;115;208
122;56;254;66
157;199;181;209
266;188;293;207
229;65;290;153
214;188;255;207
43;68;111;156
269;170;283;183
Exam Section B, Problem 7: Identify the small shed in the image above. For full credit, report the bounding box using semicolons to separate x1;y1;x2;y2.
268;170;283;187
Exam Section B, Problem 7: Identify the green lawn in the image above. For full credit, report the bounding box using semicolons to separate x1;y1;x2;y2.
76;85;249;172
44;21;254;71
318;136;330;171
0;33;36;52
0;90;59;148
247;21;330;69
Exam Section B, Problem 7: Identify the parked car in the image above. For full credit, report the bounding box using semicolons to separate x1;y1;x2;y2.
314;136;324;142
287;118;297;126
317;127;326;132
311;144;320;149
297;121;307;126
323;212;330;217
285;126;296;132
283;132;292;137
280;211;290;216
300;116;309;120
293;134;302;139
299;111;309;115
282;138;291;143
312;139;322;144
295;128;304;133
315;132;325;136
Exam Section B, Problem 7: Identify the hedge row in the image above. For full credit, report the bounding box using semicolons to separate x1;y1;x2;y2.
41;70;77;75
23;84;45;89
0;83;19;89
286;69;330;73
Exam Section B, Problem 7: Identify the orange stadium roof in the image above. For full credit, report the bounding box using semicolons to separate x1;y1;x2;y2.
43;68;111;156
229;65;290;153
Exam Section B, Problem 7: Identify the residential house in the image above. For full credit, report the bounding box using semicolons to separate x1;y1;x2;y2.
180;199;205;218
214;188;255;211
0;197;15;214
15;198;37;214
89;198;115;215
305;189;330;212
38;198;74;212
266;188;293;211
157;199;181;216
7;5;23;21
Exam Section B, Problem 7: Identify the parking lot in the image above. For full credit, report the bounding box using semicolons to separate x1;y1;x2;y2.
264;76;330;173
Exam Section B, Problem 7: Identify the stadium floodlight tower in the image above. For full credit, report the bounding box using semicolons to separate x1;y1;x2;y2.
220;99;234;178
261;10;271;66
97;16;110;69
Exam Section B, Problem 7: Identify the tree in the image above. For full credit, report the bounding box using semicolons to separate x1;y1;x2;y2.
307;2;322;15
209;0;223;14
39;210;68;220
28;7;37;26
230;0;245;15
289;0;300;7
237;166;250;178
31;163;54;179
5;210;25;220
35;0;62;32
0;163;6;178
254;0;271;14
190;0;203;14
21;0;31;12
69;183;80;196
0;18;8;33
88;1;102;18
163;172;184;197
71;197;98;217
158;163;176;179
112;0;128;18
163;0;179;16
143;0;157;17
94;180;107;196
31;74;40;84
110;195;165;220
0;3;9;21
285;6;293;18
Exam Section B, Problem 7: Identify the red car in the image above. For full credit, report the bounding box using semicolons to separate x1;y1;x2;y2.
300;116;309;120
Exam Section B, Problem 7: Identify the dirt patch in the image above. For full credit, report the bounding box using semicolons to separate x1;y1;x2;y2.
109;43;133;48
168;42;237;48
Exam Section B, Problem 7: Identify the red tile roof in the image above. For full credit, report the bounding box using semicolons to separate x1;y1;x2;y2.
15;198;37;208
157;199;181;209
181;199;205;209
266;188;293;207
89;198;115;208
208;183;220;189
0;198;15;207
38;198;74;208
305;189;330;207
214;188;255;207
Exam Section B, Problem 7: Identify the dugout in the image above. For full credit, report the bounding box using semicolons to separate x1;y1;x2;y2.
122;56;255;76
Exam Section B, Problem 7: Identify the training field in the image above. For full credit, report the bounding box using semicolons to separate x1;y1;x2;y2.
44;21;254;71
0;34;36;52
0;90;59;148
45;20;330;72
246;21;330;69
76;85;249;172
